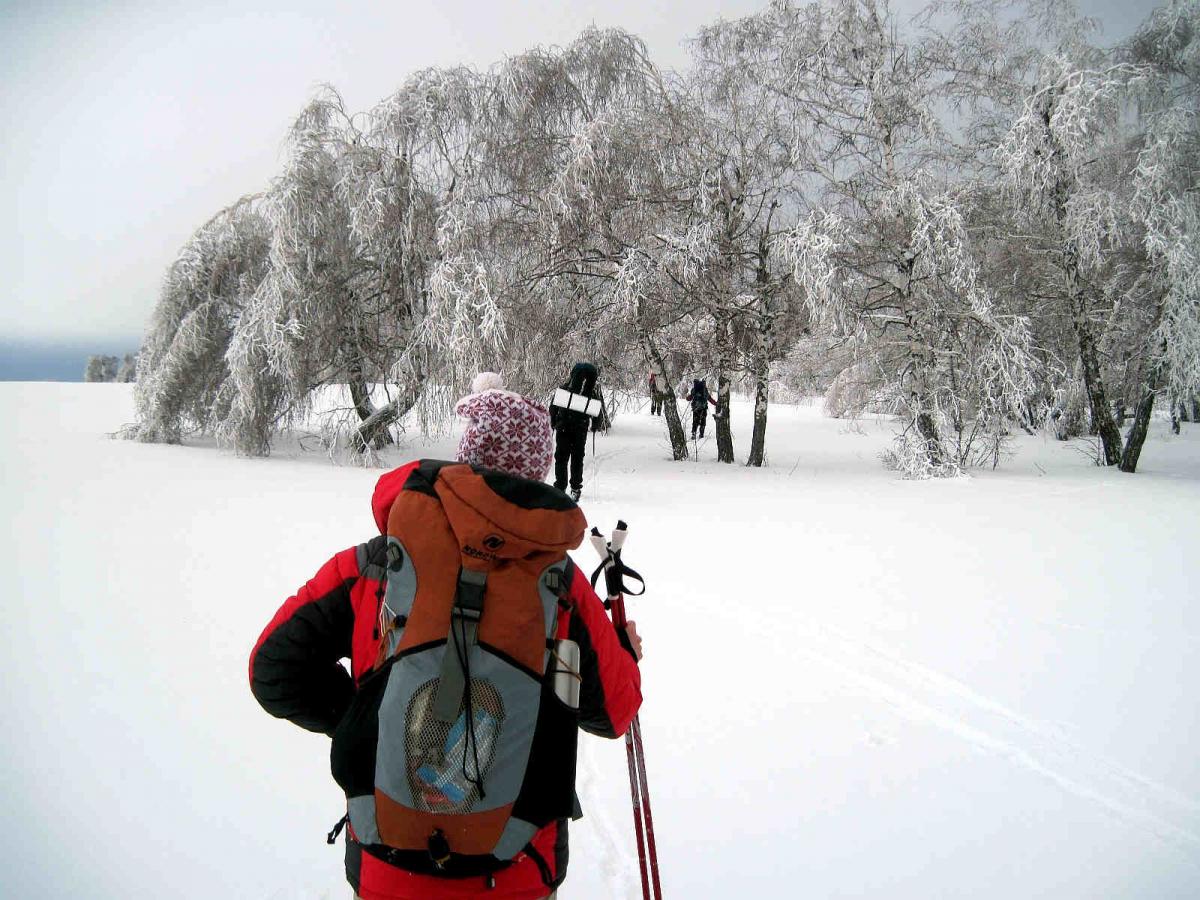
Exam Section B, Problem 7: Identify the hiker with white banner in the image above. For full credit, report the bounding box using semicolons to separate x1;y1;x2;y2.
549;362;604;501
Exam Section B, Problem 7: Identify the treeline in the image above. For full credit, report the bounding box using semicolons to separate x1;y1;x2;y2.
131;0;1198;474
85;353;138;383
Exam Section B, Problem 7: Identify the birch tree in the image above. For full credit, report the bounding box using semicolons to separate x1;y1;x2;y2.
688;14;815;465
998;0;1199;473
1120;0;1200;468
731;0;1040;474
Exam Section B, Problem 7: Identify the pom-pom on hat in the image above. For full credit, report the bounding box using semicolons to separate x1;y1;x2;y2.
471;371;504;393
455;382;554;483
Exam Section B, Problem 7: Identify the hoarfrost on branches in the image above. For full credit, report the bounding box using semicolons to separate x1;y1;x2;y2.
129;1;1194;475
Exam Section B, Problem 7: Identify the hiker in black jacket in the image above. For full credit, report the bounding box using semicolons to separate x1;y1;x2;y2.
550;362;602;501
686;378;717;439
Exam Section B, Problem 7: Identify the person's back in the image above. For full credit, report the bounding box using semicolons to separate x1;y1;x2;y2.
551;362;599;430
550;362;601;500
249;377;642;900
686;378;715;438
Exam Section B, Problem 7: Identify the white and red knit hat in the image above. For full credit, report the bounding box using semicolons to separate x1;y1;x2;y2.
455;378;554;483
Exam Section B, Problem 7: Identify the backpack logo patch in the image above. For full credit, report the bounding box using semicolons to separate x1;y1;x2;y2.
463;544;498;562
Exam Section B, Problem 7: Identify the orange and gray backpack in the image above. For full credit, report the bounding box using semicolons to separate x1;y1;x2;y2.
331;460;586;878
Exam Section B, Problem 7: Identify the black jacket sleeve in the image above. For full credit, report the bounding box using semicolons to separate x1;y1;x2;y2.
249;548;359;736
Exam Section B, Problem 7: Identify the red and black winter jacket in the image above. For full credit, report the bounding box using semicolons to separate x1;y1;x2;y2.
249;460;642;900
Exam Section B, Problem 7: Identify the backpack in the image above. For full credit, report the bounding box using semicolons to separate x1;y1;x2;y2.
331;461;584;879
690;380;708;412
552;362;600;431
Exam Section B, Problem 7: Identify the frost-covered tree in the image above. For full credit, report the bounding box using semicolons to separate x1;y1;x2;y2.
686;13;821;466
116;353;138;383
135;30;683;458
785;184;1037;474
549;106;697;459
133;197;270;444
997;0;1200;472
84;355;119;382
447;30;662;395
1120;0;1200;468
998;55;1140;466
219;81;466;456
733;0;1040;475
484;31;697;458
133;3;1187;476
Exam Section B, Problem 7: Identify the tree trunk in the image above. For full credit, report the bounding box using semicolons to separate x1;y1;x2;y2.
746;235;776;468
1119;357;1165;473
714;314;735;464
747;301;772;467
1119;387;1156;473
747;357;769;467
1113;401;1126;428
916;408;944;467
642;331;688;461
354;380;421;453
910;355;944;468
1067;272;1122;466
348;362;396;451
347;363;375;421
1052;164;1121;465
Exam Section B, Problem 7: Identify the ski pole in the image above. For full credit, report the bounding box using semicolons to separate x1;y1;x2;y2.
593;528;651;900
630;715;662;900
589;527;650;897
590;523;661;900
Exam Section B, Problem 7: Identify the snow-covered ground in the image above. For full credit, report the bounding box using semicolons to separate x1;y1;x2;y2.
2;382;1197;899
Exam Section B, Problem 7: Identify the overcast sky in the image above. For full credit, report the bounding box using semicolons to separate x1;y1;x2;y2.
0;0;1156;348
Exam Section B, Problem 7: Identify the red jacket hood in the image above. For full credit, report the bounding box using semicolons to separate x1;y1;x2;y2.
372;460;421;534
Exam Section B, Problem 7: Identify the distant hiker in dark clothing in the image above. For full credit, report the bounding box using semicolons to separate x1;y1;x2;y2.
649;369;663;416
550;362;602;501
686;378;717;439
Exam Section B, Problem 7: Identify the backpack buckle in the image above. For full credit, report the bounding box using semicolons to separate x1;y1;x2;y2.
427;829;451;870
453;568;487;622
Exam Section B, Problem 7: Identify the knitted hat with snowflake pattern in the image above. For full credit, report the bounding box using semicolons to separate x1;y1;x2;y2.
455;384;554;482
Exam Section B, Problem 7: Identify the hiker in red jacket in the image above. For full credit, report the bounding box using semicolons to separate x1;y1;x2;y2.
250;374;642;900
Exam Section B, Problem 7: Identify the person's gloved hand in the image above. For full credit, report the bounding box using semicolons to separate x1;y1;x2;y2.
624;621;643;661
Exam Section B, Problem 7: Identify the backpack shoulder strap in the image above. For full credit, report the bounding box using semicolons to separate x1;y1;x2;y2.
542;556;575;604
356;535;389;581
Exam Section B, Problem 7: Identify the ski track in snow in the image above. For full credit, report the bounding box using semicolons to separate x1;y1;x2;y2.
576;736;638;899
797;622;1200;861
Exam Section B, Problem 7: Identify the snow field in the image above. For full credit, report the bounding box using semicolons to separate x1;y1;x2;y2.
1;382;1197;899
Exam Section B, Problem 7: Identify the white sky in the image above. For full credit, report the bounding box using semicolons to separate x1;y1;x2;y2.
0;0;1155;345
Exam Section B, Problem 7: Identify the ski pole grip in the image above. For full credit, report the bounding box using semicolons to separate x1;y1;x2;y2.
589;529;610;561
611;523;628;552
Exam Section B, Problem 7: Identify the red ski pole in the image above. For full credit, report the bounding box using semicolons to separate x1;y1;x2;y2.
630;716;662;899
608;588;652;900
591;523;662;900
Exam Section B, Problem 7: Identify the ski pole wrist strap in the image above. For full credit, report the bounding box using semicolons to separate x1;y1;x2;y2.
589;555;646;606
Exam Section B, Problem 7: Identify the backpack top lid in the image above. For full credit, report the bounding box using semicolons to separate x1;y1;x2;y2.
567;361;598;396
372;459;586;557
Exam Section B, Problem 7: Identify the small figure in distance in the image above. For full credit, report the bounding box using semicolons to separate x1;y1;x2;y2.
685;377;717;439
